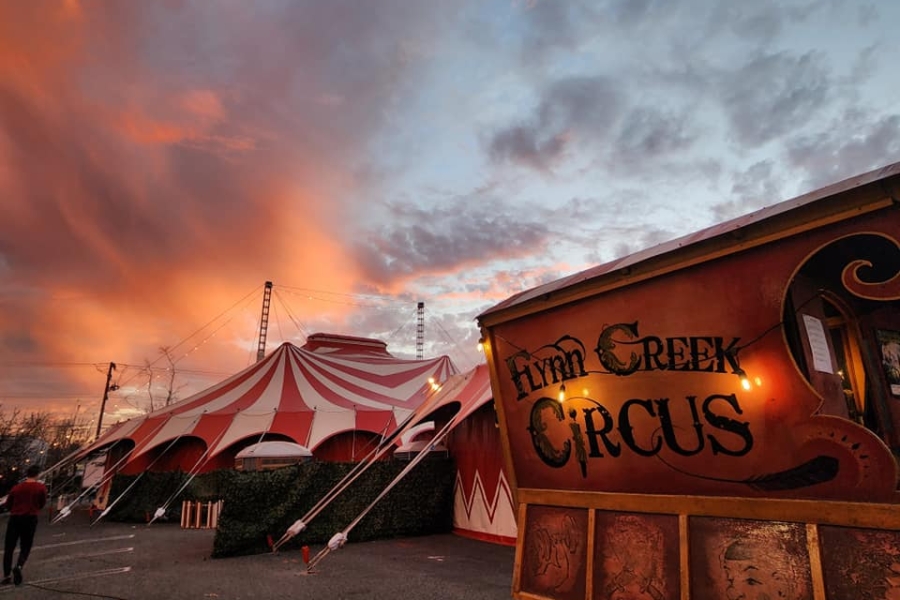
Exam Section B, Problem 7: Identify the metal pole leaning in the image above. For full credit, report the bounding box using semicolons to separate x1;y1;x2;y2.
302;389;481;573
272;376;465;553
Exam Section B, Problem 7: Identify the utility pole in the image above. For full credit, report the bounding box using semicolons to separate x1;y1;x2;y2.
95;362;118;441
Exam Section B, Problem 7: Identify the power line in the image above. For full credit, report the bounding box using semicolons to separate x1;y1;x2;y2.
0;393;97;399
429;315;476;372
0;362;108;369
114;364;233;377
276;286;405;309
116;284;263;389
166;283;265;357
386;307;416;343
273;289;310;339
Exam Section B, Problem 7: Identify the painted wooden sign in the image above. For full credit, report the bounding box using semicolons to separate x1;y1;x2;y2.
485;210;899;503
480;165;900;599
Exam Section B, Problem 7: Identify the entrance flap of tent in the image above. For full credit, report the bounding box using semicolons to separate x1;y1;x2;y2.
269;411;315;447
129;412;203;459
354;410;395;437
208;409;278;457
308;410;356;450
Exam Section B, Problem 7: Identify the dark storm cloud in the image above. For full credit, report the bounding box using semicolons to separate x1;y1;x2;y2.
709;160;783;221
353;197;552;286
487;76;622;171
488;125;567;173
516;1;598;66
719;51;832;147
785;112;900;190
706;1;826;45
613;107;698;165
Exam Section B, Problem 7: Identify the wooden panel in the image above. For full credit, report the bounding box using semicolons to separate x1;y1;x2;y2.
592;512;680;600
517;488;900;530
519;505;589;600
689;517;812;600
818;525;900;600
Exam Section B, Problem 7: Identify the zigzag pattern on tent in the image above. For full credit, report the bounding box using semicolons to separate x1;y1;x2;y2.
453;468;516;542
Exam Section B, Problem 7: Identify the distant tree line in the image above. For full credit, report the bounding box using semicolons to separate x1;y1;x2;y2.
0;406;93;497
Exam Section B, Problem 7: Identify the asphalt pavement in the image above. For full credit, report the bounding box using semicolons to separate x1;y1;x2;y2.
0;511;516;599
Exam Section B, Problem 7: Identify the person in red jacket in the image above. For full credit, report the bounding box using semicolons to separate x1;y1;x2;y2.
2;465;47;586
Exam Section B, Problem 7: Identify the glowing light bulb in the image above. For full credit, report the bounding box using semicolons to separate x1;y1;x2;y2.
477;338;485;353
558;384;566;403
735;368;752;391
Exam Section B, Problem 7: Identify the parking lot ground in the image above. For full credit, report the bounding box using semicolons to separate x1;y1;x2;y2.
0;511;515;599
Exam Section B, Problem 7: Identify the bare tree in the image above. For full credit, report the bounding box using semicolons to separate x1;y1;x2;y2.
141;346;186;413
0;408;50;494
160;346;182;407
0;406;95;496
143;357;157;413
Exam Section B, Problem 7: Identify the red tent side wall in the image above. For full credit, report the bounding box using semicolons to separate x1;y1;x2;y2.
117;437;208;475
446;403;516;545
314;431;385;462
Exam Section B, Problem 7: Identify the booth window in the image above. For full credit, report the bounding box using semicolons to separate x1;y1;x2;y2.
823;297;867;427
783;233;899;453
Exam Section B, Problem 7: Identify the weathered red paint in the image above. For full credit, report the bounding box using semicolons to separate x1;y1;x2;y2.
487;203;899;501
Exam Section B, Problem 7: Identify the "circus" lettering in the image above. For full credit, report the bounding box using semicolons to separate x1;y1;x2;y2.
527;393;753;476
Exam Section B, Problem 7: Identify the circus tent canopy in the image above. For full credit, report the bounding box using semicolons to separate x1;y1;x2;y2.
419;362;493;423
79;333;457;470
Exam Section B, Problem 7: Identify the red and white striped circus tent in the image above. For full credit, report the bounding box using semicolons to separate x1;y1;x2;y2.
81;333;456;475
409;363;517;546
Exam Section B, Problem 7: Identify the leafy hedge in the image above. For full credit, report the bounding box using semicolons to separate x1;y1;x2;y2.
212;458;455;557
104;469;235;523
104;458;455;558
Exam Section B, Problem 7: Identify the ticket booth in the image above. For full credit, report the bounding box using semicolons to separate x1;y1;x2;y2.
478;162;900;599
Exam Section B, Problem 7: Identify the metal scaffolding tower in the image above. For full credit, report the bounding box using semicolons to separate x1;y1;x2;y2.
256;281;274;362
416;302;425;359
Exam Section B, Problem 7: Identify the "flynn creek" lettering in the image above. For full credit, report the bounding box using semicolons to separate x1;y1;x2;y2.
505;322;743;400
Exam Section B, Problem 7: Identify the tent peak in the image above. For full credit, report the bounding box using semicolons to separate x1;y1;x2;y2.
302;333;391;356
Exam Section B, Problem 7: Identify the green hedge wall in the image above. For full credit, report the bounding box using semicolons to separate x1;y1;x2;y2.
213;458;455;557
105;469;236;523
105;458;455;558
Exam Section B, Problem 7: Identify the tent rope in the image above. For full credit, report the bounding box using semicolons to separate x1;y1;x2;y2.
251;409;276;447
147;422;232;525
304;387;481;572
271;374;468;552
271;421;392;552
51;416;174;523
92;414;204;526
51;445;135;524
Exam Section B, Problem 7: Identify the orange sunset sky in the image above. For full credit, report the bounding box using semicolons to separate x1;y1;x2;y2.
2;1;899;432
